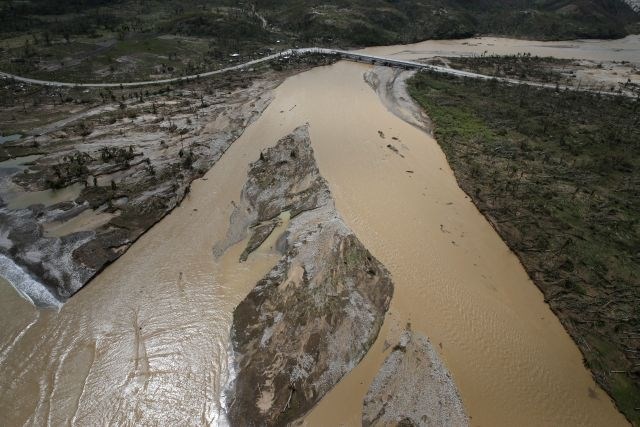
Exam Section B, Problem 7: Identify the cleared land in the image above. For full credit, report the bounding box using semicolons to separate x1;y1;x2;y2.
430;54;640;95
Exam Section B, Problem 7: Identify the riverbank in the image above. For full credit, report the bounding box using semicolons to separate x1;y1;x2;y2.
407;69;640;424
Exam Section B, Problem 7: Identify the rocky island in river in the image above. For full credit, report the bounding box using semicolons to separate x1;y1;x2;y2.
219;126;395;425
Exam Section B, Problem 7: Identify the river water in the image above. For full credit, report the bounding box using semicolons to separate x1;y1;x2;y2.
1;37;637;426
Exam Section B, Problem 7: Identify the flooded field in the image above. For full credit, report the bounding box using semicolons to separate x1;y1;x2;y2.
1;36;638;426
42;209;118;238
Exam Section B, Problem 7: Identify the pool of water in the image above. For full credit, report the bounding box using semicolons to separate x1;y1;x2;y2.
3;182;85;211
0;134;22;144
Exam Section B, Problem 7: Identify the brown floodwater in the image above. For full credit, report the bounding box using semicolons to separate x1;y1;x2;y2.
1;37;636;426
0;155;84;211
0;122;291;425
4;182;85;211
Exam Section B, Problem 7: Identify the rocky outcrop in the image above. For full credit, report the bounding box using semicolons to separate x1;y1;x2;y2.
223;126;394;426
363;330;468;427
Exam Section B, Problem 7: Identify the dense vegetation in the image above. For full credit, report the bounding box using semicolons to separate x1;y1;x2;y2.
0;0;638;81
408;70;640;424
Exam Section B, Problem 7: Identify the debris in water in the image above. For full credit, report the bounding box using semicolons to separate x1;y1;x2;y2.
386;144;404;158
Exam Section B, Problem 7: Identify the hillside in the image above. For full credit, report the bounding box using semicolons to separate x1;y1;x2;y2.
257;0;640;43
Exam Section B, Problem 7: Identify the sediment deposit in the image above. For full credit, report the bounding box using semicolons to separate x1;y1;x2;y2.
223;126;394;425
363;329;468;427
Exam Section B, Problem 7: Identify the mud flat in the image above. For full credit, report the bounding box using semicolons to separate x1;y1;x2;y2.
358;35;640;63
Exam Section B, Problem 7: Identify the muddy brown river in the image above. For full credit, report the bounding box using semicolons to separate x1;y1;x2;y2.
2;37;638;426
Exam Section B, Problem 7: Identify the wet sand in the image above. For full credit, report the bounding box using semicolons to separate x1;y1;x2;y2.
1;37;637;425
3;182;85;210
42;209;118;238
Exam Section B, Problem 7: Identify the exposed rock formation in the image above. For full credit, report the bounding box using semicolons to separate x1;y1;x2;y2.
363;330;468;427
224;126;394;426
